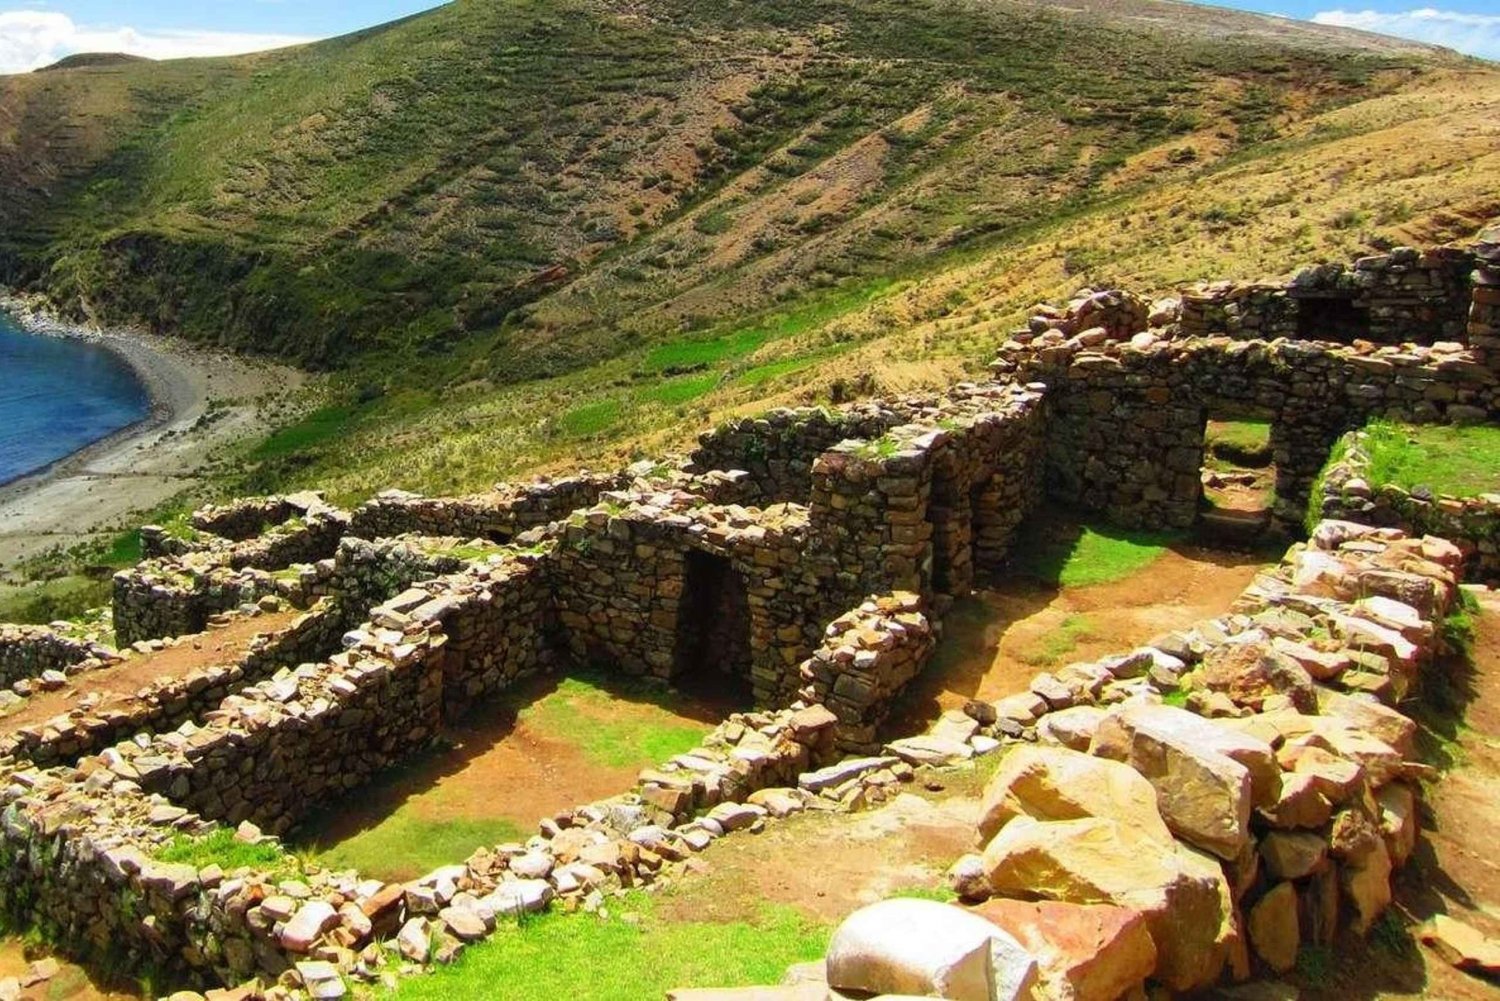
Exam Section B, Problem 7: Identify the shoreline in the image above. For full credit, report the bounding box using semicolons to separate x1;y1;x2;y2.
0;296;194;498
0;292;311;569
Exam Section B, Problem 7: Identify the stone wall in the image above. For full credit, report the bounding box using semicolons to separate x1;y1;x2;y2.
1179;246;1476;346
688;404;907;505
0;600;348;766
551;490;819;706
1317;428;1500;583
112;561;282;647
998;335;1499;534
356;551;555;715
809;385;1049;601
909;519;1463;994
1471;223;1500;372
348;472;624;541
0;624;118;688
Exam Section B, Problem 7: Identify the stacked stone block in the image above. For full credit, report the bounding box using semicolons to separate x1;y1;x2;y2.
551;490;819;705
0;624;118;687
688;404;907;505
797;592;935;753
998;334;1499;535
0;599;348;766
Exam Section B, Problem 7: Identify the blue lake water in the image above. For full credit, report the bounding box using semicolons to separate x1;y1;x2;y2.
0;310;151;487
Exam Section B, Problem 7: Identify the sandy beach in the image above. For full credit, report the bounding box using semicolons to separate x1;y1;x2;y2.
0;294;311;570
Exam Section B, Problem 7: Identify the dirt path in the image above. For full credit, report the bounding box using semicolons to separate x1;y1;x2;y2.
657;786;984;927
889;545;1266;734
0;609;302;734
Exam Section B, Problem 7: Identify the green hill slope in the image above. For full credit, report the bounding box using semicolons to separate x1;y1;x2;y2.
0;0;1466;373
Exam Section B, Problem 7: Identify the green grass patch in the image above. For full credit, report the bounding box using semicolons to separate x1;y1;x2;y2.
1358;420;1500;497
309;816;527;882
643;374;720;406
155;828;293;874
642;330;770;374
391;893;827;1001
1018;613;1095;667
1205;418;1272;468
518;673;710;768
250;405;359;460
1011;522;1176;589
558;399;623;437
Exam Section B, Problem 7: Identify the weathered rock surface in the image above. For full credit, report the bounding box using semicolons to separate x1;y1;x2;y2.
981;816;1232;991
825;898;1039;1001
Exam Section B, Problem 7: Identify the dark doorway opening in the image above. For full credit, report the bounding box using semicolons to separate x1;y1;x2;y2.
1295;295;1371;343
673;550;754;704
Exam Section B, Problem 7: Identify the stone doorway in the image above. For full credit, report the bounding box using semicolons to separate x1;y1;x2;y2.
1198;414;1277;545
673;550;755;703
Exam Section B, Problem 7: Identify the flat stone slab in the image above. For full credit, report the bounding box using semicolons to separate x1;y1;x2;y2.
799;756;899;792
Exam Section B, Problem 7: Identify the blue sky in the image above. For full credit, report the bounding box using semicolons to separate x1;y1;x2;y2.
0;1;1496;74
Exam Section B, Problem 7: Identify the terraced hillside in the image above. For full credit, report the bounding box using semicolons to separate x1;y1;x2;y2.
1;0;1497;509
0;0;1464;363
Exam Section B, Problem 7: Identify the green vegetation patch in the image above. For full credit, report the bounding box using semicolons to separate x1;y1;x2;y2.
1357;421;1500;497
1011;522;1176;589
250;405;359;460
1018;613;1096;667
156;828;293;874
518;673;710;768
392;894;827;1001
642;331;769;374
643;374;720;406
310;816;526;883
1205;418;1272;468
558;400;623;438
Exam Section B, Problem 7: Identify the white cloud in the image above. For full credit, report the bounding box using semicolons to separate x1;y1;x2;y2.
0;11;315;74
1312;7;1500;61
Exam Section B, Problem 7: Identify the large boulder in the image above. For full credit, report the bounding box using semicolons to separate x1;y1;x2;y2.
981;816;1233;992
1091;703;1277;859
977;745;1172;848
824;898;1038;1001
975;899;1157;1001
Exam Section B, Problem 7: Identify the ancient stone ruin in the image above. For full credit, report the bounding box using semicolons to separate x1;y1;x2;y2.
0;230;1494;1000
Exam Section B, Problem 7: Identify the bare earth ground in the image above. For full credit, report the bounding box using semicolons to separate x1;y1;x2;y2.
890;545;1267;734
293;673;743;883
0;940;135;1001
0;609;303;735
0;320;309;569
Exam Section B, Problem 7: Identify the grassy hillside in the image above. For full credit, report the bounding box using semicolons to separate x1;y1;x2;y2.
1;0;1458;365
1;0;1496;510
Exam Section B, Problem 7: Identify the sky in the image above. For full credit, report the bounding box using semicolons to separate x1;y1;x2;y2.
0;0;1496;75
